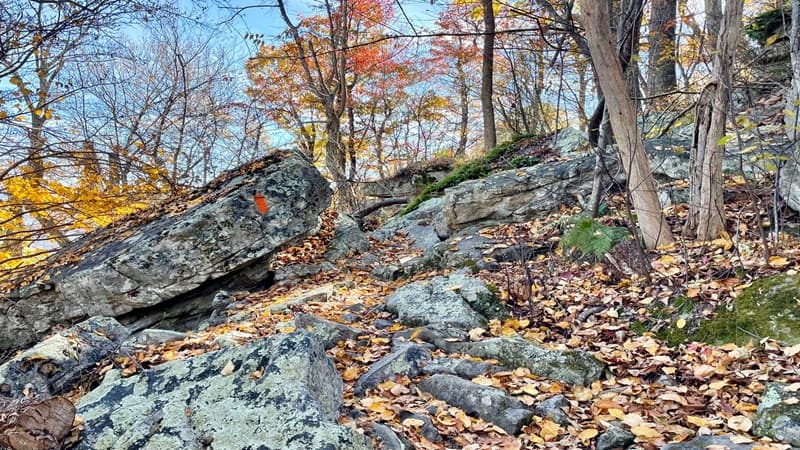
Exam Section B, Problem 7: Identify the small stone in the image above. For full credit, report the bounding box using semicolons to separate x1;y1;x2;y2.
534;395;571;426
341;313;359;324
131;329;188;346
370;423;412;450
355;344;431;396
596;424;635;450
398;411;441;442
373;319;395;330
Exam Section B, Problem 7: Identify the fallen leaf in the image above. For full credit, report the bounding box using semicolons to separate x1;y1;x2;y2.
727;415;752;432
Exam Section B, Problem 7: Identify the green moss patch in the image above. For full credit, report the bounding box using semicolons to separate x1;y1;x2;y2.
401;133;540;215
691;273;800;345
631;296;698;347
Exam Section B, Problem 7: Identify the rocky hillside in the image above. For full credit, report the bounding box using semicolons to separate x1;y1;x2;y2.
3;127;800;449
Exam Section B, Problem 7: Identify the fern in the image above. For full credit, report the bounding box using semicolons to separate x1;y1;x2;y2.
559;217;630;260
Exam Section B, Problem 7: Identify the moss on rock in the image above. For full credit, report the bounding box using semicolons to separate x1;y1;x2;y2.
691;273;800;345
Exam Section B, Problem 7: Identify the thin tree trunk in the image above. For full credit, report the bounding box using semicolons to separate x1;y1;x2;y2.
647;0;678;96
456;57;469;156
481;0;497;152
685;0;743;240
580;0;675;249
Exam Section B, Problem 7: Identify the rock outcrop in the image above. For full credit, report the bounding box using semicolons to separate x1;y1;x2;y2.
75;331;373;450
1;151;331;350
385;273;508;329
438;155;619;236
0;316;129;399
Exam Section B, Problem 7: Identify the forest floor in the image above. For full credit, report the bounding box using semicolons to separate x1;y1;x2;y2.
73;181;800;450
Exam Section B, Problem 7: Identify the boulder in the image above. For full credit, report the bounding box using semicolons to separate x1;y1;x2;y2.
325;214;370;261
371;197;445;251
74;331;373;450
419;374;534;435
754;382;800;446
294;313;368;349
385;274;506;329
446;337;606;386
354;343;431;396
439;155;619;236
0;316;129;399
692;273;800;345
1;152;331;350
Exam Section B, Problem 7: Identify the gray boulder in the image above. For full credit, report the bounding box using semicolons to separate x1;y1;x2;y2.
447;336;606;386
439;155;619;236
1;152;331;350
385;274;505;329
371;197;445;251
419;374;534;435
754;382;800;446
294;313;368;349
354;344;431;396
325;214;370;261
0;316;129;399
75;331;373;450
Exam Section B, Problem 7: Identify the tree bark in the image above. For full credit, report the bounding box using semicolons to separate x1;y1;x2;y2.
481;0;497;152
685;0;743;240
579;0;675;249
786;0;800;145
647;0;678;96
456;54;470;156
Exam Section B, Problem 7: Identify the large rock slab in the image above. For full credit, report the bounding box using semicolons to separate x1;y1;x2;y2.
385;273;506;329
419;374;534;435
446;336;606;386
754;382;800;446
439;155;618;236
1;151;331;349
0;316;129;399
75;331;373;450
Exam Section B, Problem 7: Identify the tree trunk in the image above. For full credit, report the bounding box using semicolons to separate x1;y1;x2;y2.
481;0;497;152
786;0;800;145
704;0;722;56
647;0;678;96
579;0;675;249
685;0;743;240
616;0;644;102
456;56;470;156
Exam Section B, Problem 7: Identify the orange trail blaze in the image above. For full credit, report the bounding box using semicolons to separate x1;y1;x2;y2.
253;192;269;215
